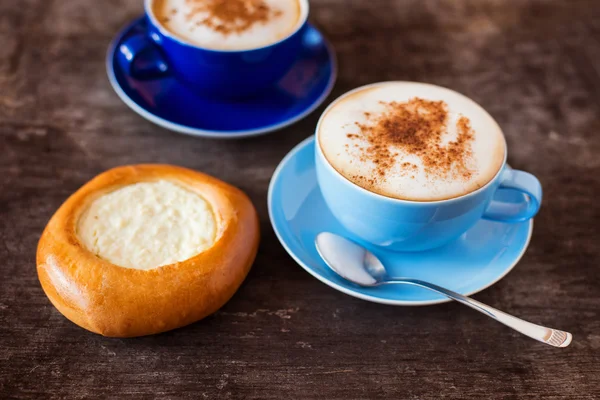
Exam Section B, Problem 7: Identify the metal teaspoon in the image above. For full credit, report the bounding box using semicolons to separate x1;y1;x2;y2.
315;232;572;348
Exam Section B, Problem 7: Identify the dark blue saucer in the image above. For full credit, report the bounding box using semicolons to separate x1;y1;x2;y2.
107;18;337;138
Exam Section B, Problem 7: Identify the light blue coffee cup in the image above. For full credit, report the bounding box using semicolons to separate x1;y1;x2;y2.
315;82;542;252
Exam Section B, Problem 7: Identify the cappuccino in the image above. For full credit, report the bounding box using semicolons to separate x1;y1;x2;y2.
152;0;304;51
318;82;506;201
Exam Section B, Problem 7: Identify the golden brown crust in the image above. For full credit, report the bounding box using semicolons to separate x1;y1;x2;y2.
37;164;260;337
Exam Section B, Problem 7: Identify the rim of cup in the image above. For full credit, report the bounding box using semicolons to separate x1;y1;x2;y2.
144;0;310;53
315;81;510;205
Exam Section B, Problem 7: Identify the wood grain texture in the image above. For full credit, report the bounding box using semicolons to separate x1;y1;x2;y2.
1;0;599;398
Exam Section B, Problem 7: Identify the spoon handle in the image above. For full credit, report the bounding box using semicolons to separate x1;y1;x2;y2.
382;278;572;348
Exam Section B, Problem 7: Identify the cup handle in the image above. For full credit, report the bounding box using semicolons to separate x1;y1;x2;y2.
482;168;542;223
118;34;170;80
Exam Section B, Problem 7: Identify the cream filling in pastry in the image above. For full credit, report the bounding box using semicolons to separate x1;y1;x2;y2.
77;180;216;270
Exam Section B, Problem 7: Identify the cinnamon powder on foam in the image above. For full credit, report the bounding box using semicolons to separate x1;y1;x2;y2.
346;98;475;188
167;0;282;34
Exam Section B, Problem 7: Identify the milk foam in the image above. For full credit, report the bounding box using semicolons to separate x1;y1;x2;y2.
77;180;216;270
318;82;506;201
153;0;303;51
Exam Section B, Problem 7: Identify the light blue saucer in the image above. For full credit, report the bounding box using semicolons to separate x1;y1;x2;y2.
268;136;534;306
106;18;337;139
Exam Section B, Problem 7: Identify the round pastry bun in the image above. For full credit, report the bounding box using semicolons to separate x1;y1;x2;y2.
37;164;260;337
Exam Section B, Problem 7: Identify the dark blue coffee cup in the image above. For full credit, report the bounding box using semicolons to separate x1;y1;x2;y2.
118;0;309;98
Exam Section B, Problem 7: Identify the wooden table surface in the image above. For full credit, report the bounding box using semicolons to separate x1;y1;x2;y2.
1;0;600;398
